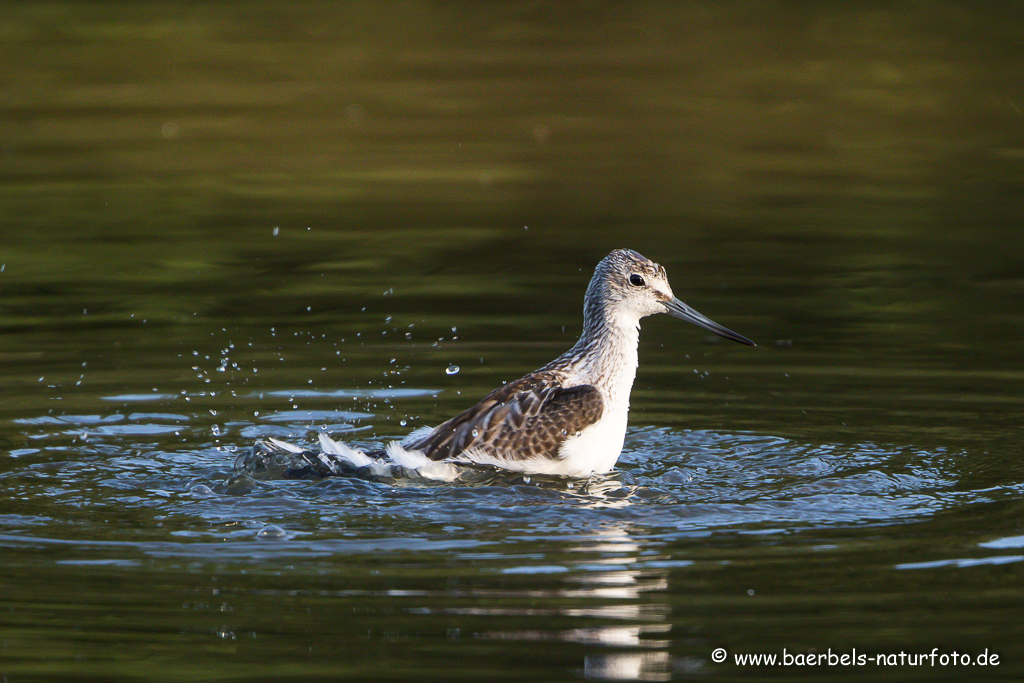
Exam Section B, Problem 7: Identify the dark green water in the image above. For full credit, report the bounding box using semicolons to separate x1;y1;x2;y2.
2;2;1024;681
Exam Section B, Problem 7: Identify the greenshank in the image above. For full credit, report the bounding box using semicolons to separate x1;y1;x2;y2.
246;249;754;479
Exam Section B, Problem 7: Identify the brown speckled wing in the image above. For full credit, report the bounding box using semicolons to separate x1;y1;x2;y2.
408;373;604;462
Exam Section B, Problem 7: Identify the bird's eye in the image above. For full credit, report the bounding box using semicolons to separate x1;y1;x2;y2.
629;273;645;287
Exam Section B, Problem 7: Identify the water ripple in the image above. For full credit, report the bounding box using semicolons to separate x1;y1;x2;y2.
0;407;1007;562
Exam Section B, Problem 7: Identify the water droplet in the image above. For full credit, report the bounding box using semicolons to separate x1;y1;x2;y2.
399;419;407;427
566;482;573;489
575;431;582;437
211;424;221;436
272;226;279;236
189;484;215;498
445;365;460;375
256;524;288;540
471;429;479;438
523;475;531;484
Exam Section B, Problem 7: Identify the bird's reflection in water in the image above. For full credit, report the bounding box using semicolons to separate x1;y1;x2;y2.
474;524;673;681
584;652;671;682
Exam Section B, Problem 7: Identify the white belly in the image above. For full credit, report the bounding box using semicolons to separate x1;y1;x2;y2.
555;408;629;476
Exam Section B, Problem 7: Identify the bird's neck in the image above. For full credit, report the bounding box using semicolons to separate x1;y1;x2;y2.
564;300;641;397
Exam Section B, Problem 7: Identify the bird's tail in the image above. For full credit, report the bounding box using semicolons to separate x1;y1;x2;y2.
237;433;460;481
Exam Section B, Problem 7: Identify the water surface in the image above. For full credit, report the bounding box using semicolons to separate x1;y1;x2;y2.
2;2;1024;681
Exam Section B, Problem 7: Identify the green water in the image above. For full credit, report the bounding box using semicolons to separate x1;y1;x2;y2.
2;2;1024;681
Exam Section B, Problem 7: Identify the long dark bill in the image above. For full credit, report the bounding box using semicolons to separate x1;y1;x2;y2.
663;298;756;346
